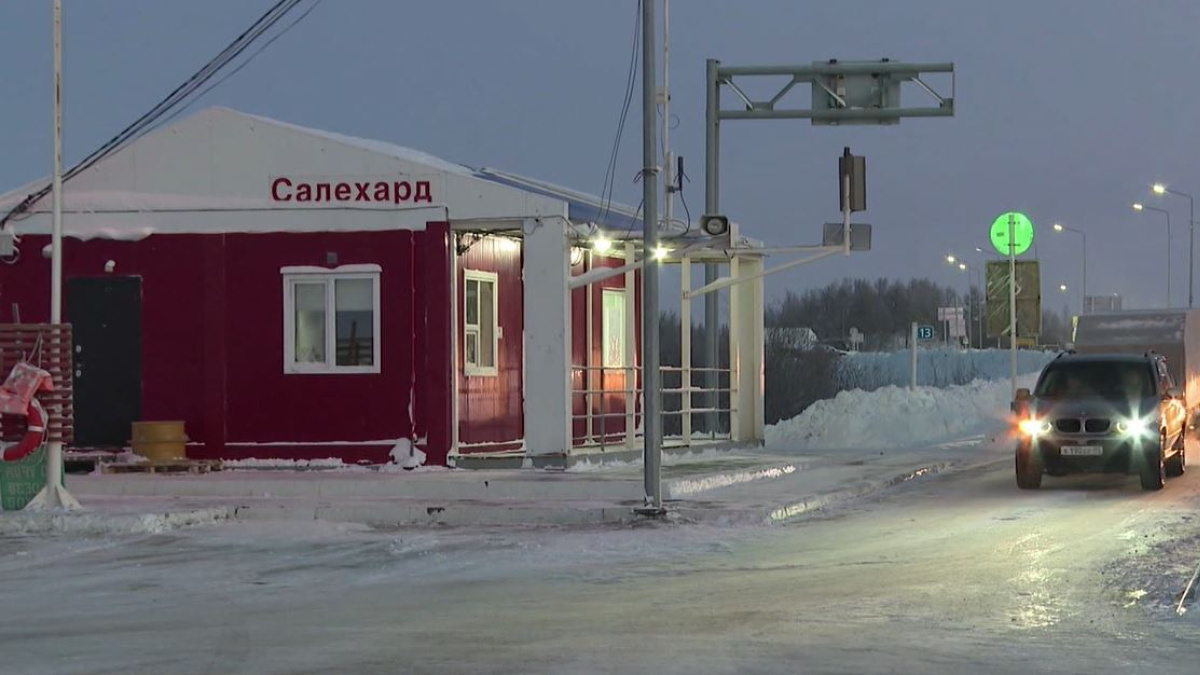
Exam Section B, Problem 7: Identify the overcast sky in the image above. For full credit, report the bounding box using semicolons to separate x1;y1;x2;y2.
2;1;1199;313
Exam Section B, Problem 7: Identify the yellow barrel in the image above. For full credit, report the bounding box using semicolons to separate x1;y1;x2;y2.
131;421;188;462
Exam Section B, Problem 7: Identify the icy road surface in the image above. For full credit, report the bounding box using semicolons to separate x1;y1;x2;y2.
4;455;1200;674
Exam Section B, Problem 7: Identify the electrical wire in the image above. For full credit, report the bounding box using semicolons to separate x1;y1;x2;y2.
0;0;316;229
596;0;642;227
677;187;692;236
144;0;324;137
623;198;645;240
676;162;693;236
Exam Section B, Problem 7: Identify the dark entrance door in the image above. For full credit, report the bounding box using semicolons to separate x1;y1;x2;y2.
67;276;142;447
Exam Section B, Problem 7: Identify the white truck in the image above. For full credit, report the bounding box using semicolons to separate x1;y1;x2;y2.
1072;309;1200;431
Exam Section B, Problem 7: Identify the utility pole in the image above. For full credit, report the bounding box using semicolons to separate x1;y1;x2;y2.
27;0;80;511
661;0;673;237
640;0;663;513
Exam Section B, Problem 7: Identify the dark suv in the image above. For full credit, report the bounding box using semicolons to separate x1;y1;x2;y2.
1013;353;1188;490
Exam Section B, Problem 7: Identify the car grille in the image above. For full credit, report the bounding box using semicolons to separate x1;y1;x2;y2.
1053;418;1111;434
1055;419;1082;433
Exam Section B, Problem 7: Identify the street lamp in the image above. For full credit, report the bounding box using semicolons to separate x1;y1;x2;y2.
1051;222;1087;315
1151;183;1195;307
1132;202;1172;307
1058;283;1068;292
946;255;983;348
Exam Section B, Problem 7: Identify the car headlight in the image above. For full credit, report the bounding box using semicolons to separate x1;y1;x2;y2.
1117;417;1153;437
1019;419;1052;437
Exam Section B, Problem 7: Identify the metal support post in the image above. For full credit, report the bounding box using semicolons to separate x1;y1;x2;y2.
624;242;637;449
681;257;692;442
1008;214;1018;400
27;0;80;511
728;256;740;441
640;0;663;512
704;57;720;437
585;252;594;444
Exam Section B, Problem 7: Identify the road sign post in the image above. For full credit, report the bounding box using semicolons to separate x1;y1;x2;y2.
910;322;918;390
990;211;1035;400
911;324;936;389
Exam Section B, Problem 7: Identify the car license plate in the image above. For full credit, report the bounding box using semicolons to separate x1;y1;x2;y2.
1060;445;1103;456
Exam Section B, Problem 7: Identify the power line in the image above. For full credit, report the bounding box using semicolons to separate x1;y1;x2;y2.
1;0;318;229
597;0;642;227
144;0;324;137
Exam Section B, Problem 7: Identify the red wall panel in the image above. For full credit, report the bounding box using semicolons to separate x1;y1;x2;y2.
0;234;209;446
0;228;455;465
456;236;524;451
220;231;416;460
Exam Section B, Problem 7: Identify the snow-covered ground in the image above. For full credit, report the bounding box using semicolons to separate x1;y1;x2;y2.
5;452;1199;675
838;347;1055;390
766;374;1038;451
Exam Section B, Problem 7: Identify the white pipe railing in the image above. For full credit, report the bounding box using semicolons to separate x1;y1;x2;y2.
569;364;735;448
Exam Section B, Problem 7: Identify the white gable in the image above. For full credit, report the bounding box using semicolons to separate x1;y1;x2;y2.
0;107;565;240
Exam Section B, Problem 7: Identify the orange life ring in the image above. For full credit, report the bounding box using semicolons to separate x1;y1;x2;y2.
0;398;46;462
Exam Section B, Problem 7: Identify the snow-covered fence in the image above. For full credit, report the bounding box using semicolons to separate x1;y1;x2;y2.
836;348;1056;391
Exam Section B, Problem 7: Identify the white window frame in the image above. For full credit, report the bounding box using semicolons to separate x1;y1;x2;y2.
282;264;382;375
463;269;499;377
602;288;627;369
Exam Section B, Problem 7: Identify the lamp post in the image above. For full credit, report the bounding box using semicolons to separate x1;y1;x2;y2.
1051;223;1088;314
1152;183;1194;307
1132;202;1172;308
946;256;982;348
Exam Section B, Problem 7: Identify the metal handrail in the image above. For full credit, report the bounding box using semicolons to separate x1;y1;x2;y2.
572;406;737;421
571;358;735;448
571;364;733;373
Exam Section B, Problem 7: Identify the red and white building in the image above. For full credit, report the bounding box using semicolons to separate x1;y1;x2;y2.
0;107;765;467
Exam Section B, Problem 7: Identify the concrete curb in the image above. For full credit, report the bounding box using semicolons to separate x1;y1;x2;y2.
228;456;1007;528
4;454;1011;532
232;500;643;527
0;506;233;536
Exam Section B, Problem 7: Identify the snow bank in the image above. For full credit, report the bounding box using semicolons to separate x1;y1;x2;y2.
766;375;1037;451
838;348;1054;391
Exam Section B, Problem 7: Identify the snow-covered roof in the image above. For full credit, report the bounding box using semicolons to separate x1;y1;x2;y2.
474;167;685;236
0;107;672;241
238;110;478;178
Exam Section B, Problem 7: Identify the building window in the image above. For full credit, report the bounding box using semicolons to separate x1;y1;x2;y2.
464;270;498;376
603;289;626;368
282;265;381;374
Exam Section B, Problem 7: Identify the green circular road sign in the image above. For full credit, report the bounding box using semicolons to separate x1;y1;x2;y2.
990;212;1034;256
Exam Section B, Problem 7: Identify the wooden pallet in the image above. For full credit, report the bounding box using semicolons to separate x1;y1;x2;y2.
101;459;223;475
64;450;129;474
